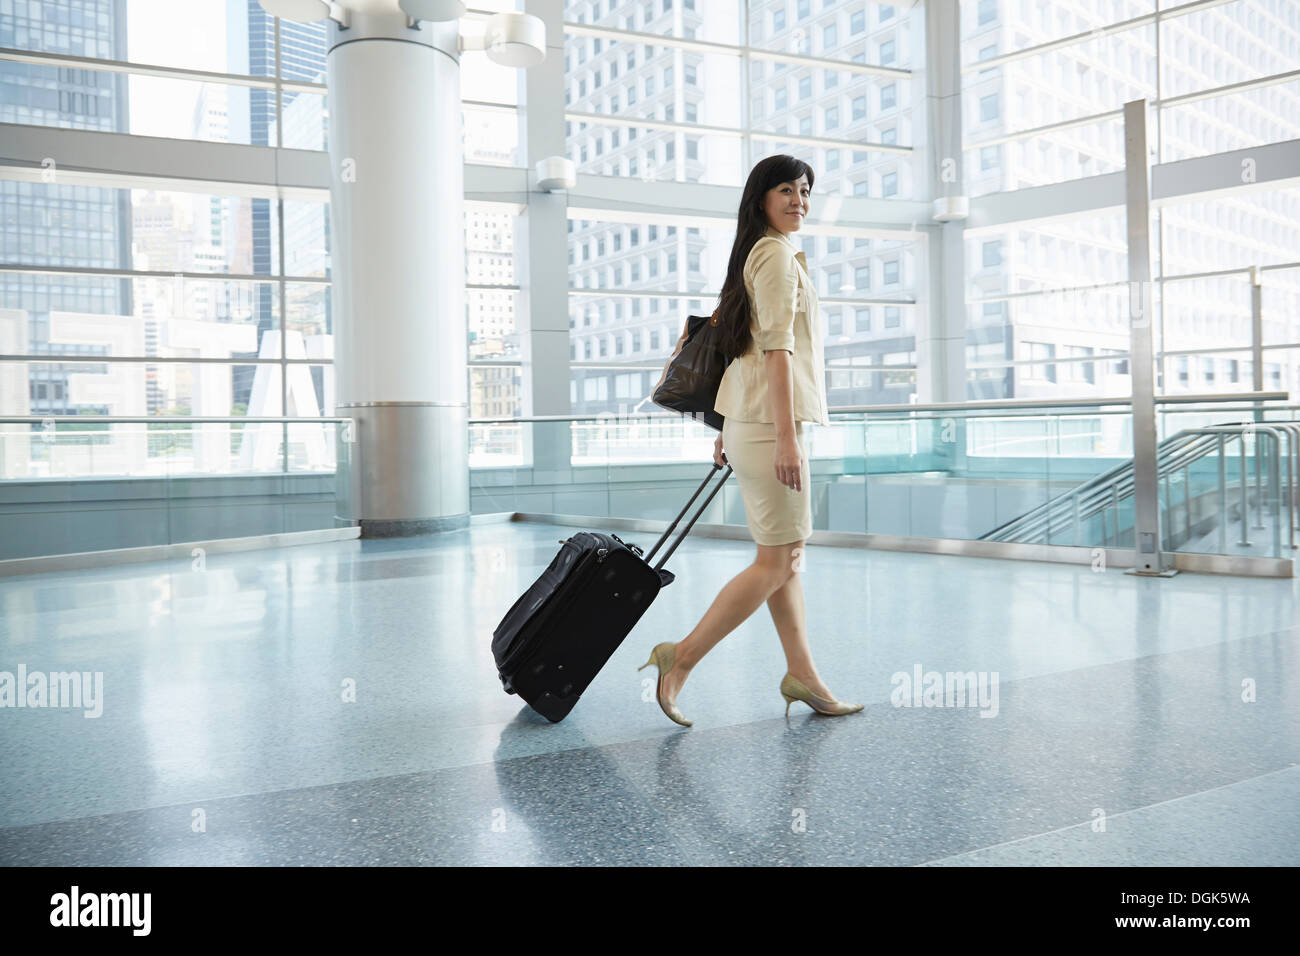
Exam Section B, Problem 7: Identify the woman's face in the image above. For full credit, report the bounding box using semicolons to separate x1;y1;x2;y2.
762;174;811;235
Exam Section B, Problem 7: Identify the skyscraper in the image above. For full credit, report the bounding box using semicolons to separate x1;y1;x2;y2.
0;0;132;422
227;0;328;410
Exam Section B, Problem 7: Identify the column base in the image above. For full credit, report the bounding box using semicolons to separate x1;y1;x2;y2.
358;514;470;537
335;402;468;527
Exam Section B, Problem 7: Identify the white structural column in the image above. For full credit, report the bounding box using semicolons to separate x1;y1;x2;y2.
918;0;967;405
1123;99;1171;575
328;11;470;535
519;0;572;475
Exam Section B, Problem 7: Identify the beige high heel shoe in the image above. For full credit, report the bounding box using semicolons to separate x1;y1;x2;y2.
638;642;693;727
780;673;864;716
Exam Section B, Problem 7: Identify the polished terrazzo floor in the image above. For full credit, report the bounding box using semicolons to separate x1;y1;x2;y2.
1;519;1297;866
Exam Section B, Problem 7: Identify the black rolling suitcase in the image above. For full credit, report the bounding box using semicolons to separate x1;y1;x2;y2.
492;459;733;722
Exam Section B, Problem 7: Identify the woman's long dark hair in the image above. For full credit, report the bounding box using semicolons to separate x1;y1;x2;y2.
714;154;815;361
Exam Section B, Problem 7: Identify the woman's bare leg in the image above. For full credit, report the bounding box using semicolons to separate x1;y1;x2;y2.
765;556;836;701
657;541;798;705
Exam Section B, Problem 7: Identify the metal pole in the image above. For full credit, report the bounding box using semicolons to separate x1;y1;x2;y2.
1111;484;1121;546
740;0;752;177
1123;99;1170;575
1183;464;1192;543
1253;429;1265;528
1284;426;1296;550
1270;433;1281;558
1239;433;1251;547
1290;423;1300;536
1293;423;1299;533
1217;432;1226;554
1251;265;1263;426
1161;473;1169;539
1072;492;1080;547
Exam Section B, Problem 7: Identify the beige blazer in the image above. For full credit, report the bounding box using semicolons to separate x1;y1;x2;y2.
713;226;830;427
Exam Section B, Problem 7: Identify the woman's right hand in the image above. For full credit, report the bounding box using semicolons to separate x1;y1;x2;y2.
713;434;727;468
773;434;802;491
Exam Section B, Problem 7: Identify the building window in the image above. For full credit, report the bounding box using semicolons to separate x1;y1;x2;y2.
980;144;1000;170
850;10;865;34
982;240;1002;267
1064;346;1096;384
824;106;838;130
879;39;895;64
881;83;896;110
980;93;999;122
800;76;812;99
855;265;870;289
883;259;899;284
852;95;866;121
823;24;837;49
774;10;785;31
855;307;871;332
978;0;997;26
884;306;900;328
881;171;898;196
1026;342;1056;382
775;88;788;110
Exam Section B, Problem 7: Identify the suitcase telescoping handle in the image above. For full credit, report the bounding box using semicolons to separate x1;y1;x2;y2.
645;458;733;572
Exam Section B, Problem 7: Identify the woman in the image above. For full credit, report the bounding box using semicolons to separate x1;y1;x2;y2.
640;154;863;726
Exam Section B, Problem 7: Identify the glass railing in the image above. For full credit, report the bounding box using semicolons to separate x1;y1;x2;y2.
0;417;348;561
466;392;1293;565
3;394;1292;568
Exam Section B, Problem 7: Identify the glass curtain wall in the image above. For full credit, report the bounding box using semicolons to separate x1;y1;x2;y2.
563;0;925;416
959;0;1300;400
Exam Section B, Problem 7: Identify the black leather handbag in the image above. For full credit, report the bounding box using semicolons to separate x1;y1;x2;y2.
651;311;729;432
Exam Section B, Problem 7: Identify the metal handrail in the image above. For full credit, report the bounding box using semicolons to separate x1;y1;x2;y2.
1007;432;1240;545
0;417;352;423
0;391;1287;426
981;421;1299;558
980;429;1216;540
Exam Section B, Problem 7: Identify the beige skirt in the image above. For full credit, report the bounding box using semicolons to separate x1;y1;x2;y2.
721;418;812;546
